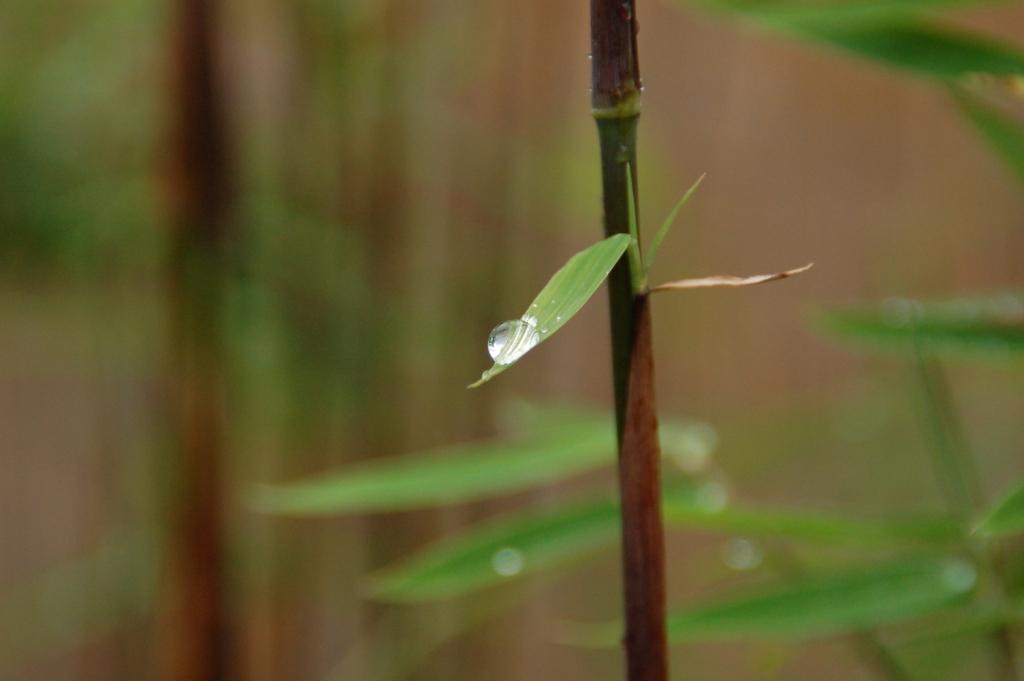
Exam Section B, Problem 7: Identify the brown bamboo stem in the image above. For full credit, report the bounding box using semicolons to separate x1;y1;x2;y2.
590;3;668;681
161;0;231;678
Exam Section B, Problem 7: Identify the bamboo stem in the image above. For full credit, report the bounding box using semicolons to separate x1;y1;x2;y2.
162;0;231;678
590;3;669;680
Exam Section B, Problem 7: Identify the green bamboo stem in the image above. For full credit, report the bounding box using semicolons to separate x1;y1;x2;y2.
591;3;668;680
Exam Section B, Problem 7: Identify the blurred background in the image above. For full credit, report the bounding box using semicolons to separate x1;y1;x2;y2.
2;0;1024;679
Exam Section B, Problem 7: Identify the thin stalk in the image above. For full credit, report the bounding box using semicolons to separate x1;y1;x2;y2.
591;3;669;681
767;544;915;681
161;0;231;679
852;629;917;681
912;348;982;518
911;344;1020;680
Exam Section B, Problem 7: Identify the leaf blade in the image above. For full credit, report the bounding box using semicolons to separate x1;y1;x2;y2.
663;486;965;546
471;234;631;387
366;484;963;603
249;406;719;517
248;423;615;516
367;497;621;602
696;0;1024;83
644;173;705;278
568;557;978;646
976;482;1024;537
698;0;1013;27
819;293;1024;358
665;557;977;642
791;21;1024;81
953;88;1024;184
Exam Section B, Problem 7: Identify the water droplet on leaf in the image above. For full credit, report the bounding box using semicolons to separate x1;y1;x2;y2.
942;560;977;592
696;481;729;511
492;547;525;577
881;297;923;327
487;318;540;365
722;538;762;571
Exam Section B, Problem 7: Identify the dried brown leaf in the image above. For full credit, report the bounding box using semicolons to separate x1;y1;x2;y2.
650;263;813;293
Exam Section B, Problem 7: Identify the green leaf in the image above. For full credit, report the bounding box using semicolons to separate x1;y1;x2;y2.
368;497;620;602
568;557;978;646
789;21;1024;81
367;484;962;602
697;0;1024;82
248;421;616;516
699;0;1012;28
249;405;719;517
954;88;1024;184
644;173;705;278
975;482;1024;537
470;234;631;387
819;294;1024;358
662;486;965;546
894;602;1024;648
624;164;646;293
666;557;977;641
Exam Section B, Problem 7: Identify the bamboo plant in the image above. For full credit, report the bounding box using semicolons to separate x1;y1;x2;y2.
162;0;232;678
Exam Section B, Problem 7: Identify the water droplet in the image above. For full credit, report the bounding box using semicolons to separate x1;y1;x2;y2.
722;538;762;571
492;547;525;577
663;423;717;474
942;559;977;592
880;297;923;328
487;318;540;365
696;481;729;511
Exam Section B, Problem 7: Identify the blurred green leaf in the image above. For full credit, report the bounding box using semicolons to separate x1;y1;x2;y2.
0;533;154;671
470;234;631;387
666;557;977;641
819;294;1024;358
368;484;962;602
695;0;1024;82
249;406;718;516
893;602;1024;647
248;423;615;516
368;497;620;602
954;88;1024;184
699;0;1012;27
976;482;1024;537
788;22;1024;81
662;486;965;545
568;557;977;646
